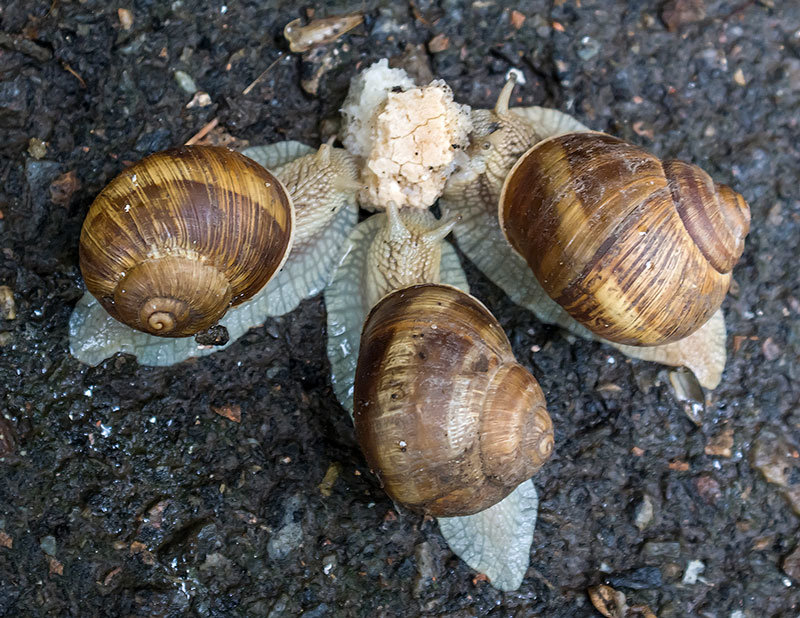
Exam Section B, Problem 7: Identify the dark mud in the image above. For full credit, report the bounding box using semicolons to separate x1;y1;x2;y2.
1;1;799;616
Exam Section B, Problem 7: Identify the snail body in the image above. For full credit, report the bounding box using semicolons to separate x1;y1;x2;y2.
246;141;360;247
500;131;750;346
443;76;587;219
79;145;294;337
242;141;361;317
354;283;553;517
362;203;458;311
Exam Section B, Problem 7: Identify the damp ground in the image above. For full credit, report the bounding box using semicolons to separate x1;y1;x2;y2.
0;1;799;616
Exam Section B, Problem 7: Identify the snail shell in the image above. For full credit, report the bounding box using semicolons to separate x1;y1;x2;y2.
79;145;294;337
500;132;750;346
353;283;554;517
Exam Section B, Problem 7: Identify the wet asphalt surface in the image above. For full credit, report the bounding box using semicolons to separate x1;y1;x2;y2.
0;1;799;616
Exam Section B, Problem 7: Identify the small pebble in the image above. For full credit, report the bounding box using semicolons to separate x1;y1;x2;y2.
40;535;57;556
510;10;526;29
634;495;654;530
117;8;134;30
784;545;800;582
695;475;723;504
322;553;336;576
577;36;600;61
412;541;439;597
0;286;15;320
49;170;81;206
767;202;784;226
427;33;450;53
762;337;781;361
27;137;47;159
186;91;211;108
705;428;734;457
682;559;705;584
661;0;706;31
318;462;342;497
211;404;240;423
266;494;307;560
751;427;796;487
174;70;198;94
47;556;64;575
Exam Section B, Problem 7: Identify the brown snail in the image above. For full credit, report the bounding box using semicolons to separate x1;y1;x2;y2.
353;283;554;517
499;132;750;346
324;65;554;589
440;78;739;387
71;140;360;366
78;145;294;338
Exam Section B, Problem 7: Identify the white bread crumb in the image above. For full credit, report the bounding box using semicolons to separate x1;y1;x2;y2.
341;61;472;210
341;59;415;158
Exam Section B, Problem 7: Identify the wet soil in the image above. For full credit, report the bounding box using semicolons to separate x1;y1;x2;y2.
1;1;799;616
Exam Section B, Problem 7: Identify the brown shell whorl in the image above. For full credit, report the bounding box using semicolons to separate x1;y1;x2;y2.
353;283;552;517
500;132;751;346
662;159;750;273
112;256;232;337
480;363;553;486
79;145;294;337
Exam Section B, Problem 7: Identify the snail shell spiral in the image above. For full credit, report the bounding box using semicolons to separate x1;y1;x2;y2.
500;132;750;346
354;284;554;517
79;145;294;337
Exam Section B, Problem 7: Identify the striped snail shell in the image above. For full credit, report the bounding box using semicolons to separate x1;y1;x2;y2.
500;132;750;346
353;283;554;517
79;145;294;337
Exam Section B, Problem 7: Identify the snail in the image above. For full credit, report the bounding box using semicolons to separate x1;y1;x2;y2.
70;140;359;366
326;64;569;591
325;202;547;590
440;78;749;388
354;283;554;517
78;145;294;337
